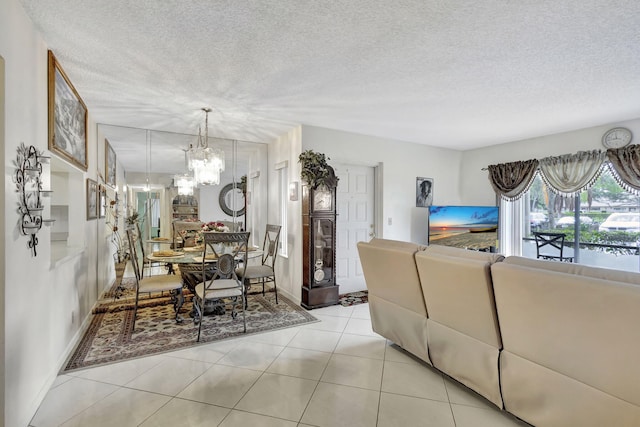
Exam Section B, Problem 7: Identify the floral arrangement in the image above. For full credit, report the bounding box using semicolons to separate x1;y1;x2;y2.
202;221;230;232
184;221;231;245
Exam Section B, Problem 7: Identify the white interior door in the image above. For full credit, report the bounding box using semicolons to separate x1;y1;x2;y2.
334;163;375;294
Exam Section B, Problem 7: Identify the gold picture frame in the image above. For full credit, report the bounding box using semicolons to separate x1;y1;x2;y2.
86;179;98;220
48;50;88;171
105;138;116;187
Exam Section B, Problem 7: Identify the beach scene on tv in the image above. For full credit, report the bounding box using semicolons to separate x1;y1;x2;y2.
428;205;499;250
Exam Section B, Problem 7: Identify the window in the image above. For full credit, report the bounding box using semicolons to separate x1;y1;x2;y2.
524;170;640;271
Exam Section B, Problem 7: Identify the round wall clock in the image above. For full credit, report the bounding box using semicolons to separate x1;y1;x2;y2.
602;127;632;149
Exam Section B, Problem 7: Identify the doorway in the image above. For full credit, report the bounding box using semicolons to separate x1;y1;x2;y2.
334;163;376;294
135;190;161;239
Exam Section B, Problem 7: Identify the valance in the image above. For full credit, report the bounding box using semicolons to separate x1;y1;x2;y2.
606;145;640;194
538;150;606;196
488;159;539;201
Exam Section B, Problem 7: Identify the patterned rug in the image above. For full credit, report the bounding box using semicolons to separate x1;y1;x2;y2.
64;278;318;372
338;290;368;306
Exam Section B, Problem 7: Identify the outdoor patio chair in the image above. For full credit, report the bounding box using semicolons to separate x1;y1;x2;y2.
533;232;574;262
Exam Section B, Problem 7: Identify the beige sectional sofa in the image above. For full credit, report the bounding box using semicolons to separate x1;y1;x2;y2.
357;238;430;364
492;256;640;427
357;239;640;427
415;245;505;407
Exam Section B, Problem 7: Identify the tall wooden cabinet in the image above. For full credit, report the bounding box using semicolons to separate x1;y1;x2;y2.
301;184;340;309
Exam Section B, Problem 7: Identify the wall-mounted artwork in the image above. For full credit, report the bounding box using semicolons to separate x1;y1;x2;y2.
48;50;88;171
416;177;433;207
87;179;98;220
105;139;116;187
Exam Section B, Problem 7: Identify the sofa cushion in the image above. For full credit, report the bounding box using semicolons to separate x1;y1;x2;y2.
357;240;427;316
492;262;640;408
501;351;640;427
415;248;502;347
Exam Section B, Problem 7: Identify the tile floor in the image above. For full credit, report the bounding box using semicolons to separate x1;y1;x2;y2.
31;302;530;427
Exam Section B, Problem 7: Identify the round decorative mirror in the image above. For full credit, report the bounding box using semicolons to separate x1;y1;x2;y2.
219;182;246;216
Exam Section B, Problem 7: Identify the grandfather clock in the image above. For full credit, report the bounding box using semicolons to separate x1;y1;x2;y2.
301;183;340;309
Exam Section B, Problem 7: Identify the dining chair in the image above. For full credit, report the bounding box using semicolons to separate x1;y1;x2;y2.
172;220;204;249
135;222;168;277
125;229;184;331
194;231;250;342
236;224;281;306
533;232;574;262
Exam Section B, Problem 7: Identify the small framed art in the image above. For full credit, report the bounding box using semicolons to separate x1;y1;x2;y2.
86;179;98;220
416;177;433;207
105;139;116;187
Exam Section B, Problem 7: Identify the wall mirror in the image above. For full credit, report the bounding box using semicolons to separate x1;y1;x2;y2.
219;182;246;217
96;123;268;276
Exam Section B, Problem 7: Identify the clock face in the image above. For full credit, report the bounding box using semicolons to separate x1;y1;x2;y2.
602;127;632;149
313;190;332;211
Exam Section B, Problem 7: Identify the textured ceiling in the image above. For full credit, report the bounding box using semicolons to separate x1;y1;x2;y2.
20;0;640;158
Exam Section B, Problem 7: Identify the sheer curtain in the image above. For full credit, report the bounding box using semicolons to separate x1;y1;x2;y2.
499;197;525;256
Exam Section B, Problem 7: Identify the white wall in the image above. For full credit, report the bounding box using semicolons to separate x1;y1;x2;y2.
460;118;640;205
268;126;303;302
268;124;463;303
301;125;463;244
1;1;104;425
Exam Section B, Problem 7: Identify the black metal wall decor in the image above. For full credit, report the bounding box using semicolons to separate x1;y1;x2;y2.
14;143;54;256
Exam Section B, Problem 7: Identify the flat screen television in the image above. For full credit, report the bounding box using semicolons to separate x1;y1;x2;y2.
428;205;499;250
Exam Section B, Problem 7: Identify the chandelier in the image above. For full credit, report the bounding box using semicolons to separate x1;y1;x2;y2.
186;107;225;186
174;173;195;196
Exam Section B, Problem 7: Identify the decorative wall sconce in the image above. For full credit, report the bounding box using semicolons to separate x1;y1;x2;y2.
289;181;299;201
14;143;55;256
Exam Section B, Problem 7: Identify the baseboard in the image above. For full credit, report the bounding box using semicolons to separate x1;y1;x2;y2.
28;306;94;426
277;287;299;306
58;308;95;374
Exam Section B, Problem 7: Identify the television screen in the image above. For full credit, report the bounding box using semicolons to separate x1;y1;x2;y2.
428;205;499;250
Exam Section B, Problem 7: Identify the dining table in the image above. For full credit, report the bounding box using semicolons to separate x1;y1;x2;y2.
146;246;262;316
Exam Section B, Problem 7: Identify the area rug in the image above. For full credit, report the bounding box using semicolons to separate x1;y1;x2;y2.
64;279;318;372
338;290;368;306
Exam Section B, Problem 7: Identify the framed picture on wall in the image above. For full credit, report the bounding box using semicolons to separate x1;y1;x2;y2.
416;177;433;207
47;50;88;171
87;179;98;220
105;138;116;187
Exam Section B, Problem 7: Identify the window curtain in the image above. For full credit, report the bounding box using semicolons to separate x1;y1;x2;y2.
538;150;606;196
488;159;539;201
498;197;524;256
607;145;640;194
